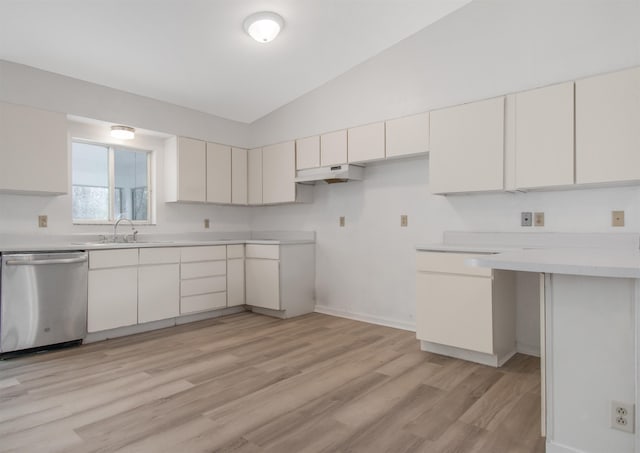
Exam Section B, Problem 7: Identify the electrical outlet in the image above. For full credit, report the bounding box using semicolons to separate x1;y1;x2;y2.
400;215;408;227
612;211;625;227
521;212;532;227
339;216;345;227
534;212;545;227
204;218;210;229
611;401;635;433
38;215;48;228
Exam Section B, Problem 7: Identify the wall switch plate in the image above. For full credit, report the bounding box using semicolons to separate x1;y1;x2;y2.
204;218;210;229
611;401;635;433
534;212;545;227
339;216;345;227
400;215;408;227
612;211;625;227
521;212;532;227
38;215;48;228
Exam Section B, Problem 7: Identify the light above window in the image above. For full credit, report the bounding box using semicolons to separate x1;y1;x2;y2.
110;125;135;140
243;11;284;43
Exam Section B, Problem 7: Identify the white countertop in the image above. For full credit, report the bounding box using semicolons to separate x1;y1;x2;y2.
417;232;640;279
467;247;640;279
0;232;315;253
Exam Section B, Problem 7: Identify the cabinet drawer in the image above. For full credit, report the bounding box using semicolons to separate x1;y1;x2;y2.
416;251;492;277
89;249;139;269
139;247;181;265
416;272;494;354
227;244;245;259
246;244;279;260
181;276;226;297
181;246;226;262
181;260;226;279
181;292;227;314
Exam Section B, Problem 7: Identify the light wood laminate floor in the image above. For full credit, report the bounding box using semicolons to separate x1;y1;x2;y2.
0;312;544;452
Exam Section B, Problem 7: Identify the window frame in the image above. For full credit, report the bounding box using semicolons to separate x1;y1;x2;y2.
71;138;154;225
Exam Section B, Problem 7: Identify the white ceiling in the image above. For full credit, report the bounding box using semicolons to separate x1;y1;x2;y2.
0;0;471;124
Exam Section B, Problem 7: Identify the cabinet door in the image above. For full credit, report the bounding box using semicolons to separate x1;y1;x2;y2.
416;272;493;354
248;147;263;205
0;102;68;194
576;67;640;184
227;258;245;307
177;137;206;202
88;267;138;332
138;264;180;323
385;112;429;158
348;122;385;163
515;82;574;189
429;97;505;194
246;259;280;310
320;130;347;166
206;142;232;204
262;141;296;204
296;136;320;170
231;148;248;205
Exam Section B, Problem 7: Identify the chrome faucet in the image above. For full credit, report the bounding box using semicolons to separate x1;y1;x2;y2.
113;218;138;243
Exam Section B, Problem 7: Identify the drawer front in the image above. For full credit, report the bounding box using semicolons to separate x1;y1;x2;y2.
245;244;279;260
227;244;245;259
416;272;494;354
181;276;226;297
89;249;138;269
181;246;226;262
139;247;181;265
181;260;226;279
181;292;227;314
416;251;492;277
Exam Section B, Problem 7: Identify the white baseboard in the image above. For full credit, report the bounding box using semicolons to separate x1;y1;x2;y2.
546;440;585;453
314;305;416;332
516;341;541;357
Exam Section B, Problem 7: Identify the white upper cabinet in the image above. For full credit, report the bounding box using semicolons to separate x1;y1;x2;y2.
206;142;232;204
165;136;206;202
262;141;296;204
429;97;505;194
231;147;248;205
347;122;385;164
515;82;575;189
247;147;263;205
575;67;640;185
320;130;348;166
0;102;68;195
296;136;320;170
385;112;429;158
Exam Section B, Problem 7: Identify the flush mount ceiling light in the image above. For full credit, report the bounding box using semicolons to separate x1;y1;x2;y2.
243;11;284;43
110;125;135;140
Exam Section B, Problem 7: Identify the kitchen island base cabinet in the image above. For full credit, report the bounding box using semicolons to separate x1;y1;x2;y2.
416;251;516;367
245;243;315;319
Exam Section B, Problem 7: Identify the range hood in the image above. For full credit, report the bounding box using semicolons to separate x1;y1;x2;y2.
295;164;364;184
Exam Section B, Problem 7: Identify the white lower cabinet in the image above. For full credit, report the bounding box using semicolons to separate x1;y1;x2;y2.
245;243;315;318
415;251;516;367
227;244;245;307
88;249;139;333
180;246;227;314
138;248;180;324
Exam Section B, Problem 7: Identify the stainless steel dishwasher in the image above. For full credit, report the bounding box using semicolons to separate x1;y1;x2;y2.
1;251;88;354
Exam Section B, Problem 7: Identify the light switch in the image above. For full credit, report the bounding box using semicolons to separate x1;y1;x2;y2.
38;215;48;228
339;216;345;227
400;215;408;227
612;211;625;227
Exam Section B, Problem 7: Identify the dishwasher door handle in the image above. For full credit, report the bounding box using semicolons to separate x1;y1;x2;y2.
5;256;88;266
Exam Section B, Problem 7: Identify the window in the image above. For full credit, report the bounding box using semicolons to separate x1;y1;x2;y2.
72;141;152;223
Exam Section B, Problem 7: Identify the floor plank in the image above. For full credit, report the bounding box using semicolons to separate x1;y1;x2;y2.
0;312;545;453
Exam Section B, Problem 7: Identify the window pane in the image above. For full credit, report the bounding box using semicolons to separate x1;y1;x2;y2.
72;142;109;220
114;148;149;221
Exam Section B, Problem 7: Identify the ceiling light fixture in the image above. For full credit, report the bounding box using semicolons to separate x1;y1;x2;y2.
110;125;135;140
243;11;284;43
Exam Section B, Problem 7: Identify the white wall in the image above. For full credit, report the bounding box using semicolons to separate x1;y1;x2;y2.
250;0;640;336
